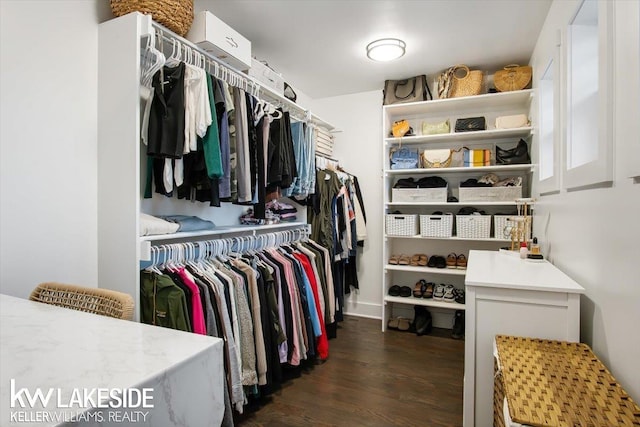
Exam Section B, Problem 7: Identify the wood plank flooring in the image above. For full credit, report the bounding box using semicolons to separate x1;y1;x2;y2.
235;316;465;427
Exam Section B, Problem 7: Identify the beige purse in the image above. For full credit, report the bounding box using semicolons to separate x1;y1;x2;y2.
495;114;530;129
422;149;453;168
422;119;450;135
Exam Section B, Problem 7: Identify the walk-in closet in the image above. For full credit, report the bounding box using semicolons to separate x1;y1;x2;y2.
1;1;639;426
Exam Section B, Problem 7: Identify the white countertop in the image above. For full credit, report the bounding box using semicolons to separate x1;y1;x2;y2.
465;250;585;293
0;294;224;426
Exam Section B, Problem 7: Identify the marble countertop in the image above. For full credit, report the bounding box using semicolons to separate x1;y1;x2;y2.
0;294;225;426
465;250;585;293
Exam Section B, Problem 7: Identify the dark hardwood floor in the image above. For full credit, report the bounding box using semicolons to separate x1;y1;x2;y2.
235;316;465;427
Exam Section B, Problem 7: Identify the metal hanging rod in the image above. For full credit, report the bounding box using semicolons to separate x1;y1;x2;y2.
149;21;334;130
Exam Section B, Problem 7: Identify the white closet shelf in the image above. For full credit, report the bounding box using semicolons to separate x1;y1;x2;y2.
384;264;466;276
141;222;309;242
383;90;534;116
385;127;533;145
385;164;534;175
386;201;522;207
385;235;513;243
384;295;466;311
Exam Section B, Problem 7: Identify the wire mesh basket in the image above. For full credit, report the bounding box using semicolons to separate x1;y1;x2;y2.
386;214;418;236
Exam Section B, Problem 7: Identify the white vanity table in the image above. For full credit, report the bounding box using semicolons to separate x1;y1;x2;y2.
462;250;585;427
0;294;225;426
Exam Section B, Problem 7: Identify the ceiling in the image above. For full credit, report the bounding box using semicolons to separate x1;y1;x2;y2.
194;0;552;99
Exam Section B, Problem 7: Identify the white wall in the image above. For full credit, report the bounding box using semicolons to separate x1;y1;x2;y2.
530;0;640;400
311;90;384;318
0;1;110;298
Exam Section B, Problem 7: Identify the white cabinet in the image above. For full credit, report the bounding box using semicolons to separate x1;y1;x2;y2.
463;250;584;427
381;91;535;331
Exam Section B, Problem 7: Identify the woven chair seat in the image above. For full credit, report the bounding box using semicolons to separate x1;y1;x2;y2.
30;282;134;320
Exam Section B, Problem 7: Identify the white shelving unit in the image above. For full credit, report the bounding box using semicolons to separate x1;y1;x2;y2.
98;14;332;321
381;90;534;331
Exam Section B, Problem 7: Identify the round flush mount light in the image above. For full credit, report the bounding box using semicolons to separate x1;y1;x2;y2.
366;38;406;62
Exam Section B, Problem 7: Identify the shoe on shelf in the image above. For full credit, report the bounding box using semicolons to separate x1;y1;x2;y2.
433;284;446;300
427;256;438;268
399;286;412;297
388;254;399;265
417;254;429;266
388;285;401;296
435;256;447;269
454;288;466;304
456;254;467;270
446;253;458;269
452;310;465;339
423;282;435;299
410;254;421;266
443;284;456;302
398;255;411;265
413;279;427;298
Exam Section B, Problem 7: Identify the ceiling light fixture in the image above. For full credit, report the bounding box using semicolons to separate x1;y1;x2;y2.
366;38;406;62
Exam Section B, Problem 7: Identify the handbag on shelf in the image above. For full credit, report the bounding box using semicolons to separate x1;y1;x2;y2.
392;120;412;137
422;119;450;135
496;139;531;165
383;75;433;105
493;64;532;92
495;114;530;129
390;147;420;170
422;149;453;168
455;117;486;132
438;65;483;99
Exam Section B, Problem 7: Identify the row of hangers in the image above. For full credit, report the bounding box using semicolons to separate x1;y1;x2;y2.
146;227;310;270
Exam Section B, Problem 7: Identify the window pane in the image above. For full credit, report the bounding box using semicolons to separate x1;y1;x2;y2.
568;0;598;169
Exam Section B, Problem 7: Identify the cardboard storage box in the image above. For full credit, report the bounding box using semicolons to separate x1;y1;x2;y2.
187;11;252;71
392;187;447;203
248;58;285;95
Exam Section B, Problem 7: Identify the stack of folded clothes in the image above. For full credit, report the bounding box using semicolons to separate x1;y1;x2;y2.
394;176;448;189
139;214;215;236
240;208;281;225
460;173;522;188
266;199;298;222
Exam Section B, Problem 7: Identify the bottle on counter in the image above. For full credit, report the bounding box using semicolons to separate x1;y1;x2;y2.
520;241;529;259
531;237;540;255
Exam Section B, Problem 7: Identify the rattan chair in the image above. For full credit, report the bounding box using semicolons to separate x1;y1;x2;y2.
29;282;134;320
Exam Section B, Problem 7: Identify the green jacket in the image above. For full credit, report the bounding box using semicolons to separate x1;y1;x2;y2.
140;271;191;332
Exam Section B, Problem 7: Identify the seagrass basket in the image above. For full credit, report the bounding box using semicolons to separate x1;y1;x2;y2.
110;0;194;36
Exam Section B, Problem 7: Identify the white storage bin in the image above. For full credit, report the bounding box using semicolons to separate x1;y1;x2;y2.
386;214;419;236
458;186;522;202
187;11;252;71
248;58;285;95
420;214;453;238
456;215;491;239
392;186;447;203
494;215;532;239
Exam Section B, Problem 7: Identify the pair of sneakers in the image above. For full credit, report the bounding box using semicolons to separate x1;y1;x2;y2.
433;284;456;302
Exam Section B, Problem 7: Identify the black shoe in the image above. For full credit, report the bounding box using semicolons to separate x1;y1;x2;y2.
399;286;412;297
388;285;401;296
413;306;432;336
452;310;465;339
435;256;447;269
427;256;438;268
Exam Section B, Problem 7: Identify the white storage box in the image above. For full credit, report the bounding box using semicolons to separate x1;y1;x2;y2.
187;11;252;71
420;214;453;238
456;215;491;239
494;215;532;240
458;186;522;202
248;58;285;95
392;187;447;203
386;214;419;236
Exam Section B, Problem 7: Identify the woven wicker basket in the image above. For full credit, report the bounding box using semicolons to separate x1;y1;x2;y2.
110;0;194;36
449;65;483;98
